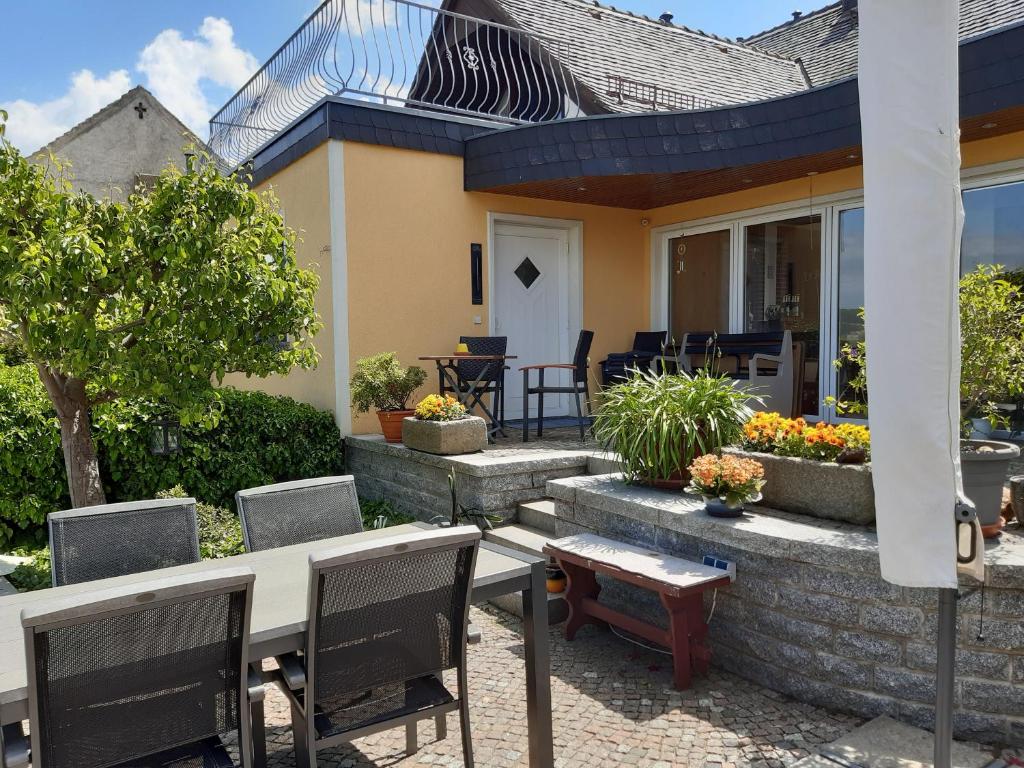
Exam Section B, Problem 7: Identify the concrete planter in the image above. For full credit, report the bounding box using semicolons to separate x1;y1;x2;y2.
402;416;487;455
729;448;875;525
961;439;1020;527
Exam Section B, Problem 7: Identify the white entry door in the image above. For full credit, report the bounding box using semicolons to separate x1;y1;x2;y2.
493;222;571;420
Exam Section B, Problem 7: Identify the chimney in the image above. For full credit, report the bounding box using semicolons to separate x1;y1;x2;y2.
791;10;802;20
659;11;674;23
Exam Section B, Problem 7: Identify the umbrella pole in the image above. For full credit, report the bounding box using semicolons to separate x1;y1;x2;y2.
934;586;957;768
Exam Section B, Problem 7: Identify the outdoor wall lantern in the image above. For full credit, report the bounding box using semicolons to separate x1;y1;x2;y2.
149;417;182;456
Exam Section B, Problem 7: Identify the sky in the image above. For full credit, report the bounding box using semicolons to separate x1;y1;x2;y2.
0;0;806;154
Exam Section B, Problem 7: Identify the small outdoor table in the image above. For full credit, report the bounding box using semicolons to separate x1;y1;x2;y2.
0;523;553;768
544;533;731;690
419;354;516;440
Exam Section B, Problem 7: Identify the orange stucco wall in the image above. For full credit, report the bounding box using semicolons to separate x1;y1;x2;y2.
341;139;646;433
224;142;337;414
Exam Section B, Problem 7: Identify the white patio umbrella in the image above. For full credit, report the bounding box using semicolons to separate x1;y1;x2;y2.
858;1;984;764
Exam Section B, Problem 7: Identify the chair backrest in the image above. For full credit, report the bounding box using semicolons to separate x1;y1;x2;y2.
573;330;595;382
457;335;507;384
632;331;667;355
236;475;362;552
48;498;201;587
305;526;480;731
22;568;255;768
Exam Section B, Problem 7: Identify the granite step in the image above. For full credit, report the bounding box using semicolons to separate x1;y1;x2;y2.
483;523;567;624
516;499;557;535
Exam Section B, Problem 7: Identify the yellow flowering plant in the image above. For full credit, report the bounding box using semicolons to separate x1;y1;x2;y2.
414;394;467;422
742;412;870;463
686;454;765;506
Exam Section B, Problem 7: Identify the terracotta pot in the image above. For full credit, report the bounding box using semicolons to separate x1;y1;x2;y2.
651;469;691;490
377;409;414;442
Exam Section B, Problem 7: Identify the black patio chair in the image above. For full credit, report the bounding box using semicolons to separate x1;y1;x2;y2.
271;526;481;768
48;498;201;587
235;475;363;552
20;567;262;768
599;331;667;384
445;335;508;436
520;329;594;442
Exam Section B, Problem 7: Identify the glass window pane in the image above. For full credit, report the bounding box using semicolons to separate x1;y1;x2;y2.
962;181;1024;277
837;208;866;414
668;230;730;344
744;215;821;416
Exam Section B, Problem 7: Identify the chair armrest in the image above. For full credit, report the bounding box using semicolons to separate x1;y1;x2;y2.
519;363;576;371
749;352;785;375
1;723;29;768
275;652;307;691
248;664;266;703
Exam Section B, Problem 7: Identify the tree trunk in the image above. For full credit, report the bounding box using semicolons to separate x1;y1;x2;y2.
37;367;106;508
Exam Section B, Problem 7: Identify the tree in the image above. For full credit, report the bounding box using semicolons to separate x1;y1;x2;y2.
0;112;321;507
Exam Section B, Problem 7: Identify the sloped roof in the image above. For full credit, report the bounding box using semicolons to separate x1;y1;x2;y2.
455;0;808;112
746;0;1024;88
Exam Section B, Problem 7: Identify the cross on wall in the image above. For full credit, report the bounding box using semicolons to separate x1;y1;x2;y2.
134;101;147;119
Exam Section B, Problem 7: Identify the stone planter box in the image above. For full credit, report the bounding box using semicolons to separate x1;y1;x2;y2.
402;416;487;455
728;448;875;525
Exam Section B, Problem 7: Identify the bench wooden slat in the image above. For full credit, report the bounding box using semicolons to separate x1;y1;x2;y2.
544;534;727;592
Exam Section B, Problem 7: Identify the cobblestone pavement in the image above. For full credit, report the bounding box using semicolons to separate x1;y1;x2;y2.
252;606;862;768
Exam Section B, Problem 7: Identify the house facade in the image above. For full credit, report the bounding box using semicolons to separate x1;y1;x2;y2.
213;0;1024;434
30;86;209;201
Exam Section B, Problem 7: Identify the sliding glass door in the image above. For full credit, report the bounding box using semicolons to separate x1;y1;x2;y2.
668;228;731;344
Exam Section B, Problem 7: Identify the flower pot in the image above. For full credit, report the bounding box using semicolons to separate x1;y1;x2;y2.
703;496;746;518
377;409;414;443
726;448;875;525
961;439;1020;530
652;470;690;490
401;416;487;455
545;566;567;593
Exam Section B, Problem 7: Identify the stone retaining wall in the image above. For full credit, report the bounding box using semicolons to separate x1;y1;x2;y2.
346;435;592;523
547;474;1024;746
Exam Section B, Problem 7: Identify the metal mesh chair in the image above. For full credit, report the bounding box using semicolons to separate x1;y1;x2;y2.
454;336;508;436
521;329;595;442
48;498;201;588
235;476;362;552
272;526;481;768
21;568;259;768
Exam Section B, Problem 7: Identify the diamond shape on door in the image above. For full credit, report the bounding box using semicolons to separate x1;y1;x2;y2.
514;257;541;289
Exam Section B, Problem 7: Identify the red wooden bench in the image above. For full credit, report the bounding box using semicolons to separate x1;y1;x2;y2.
543;534;731;690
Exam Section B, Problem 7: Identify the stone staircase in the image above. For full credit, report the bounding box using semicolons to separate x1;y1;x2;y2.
483;499;569;623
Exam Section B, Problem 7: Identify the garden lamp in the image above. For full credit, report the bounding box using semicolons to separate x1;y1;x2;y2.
149;416;182;456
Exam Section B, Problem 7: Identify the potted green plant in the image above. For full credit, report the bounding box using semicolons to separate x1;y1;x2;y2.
833;265;1024;533
402;394;487;455
349;352;427;442
594;367;754;488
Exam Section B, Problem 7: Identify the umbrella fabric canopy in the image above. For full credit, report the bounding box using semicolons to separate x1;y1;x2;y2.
858;0;965;589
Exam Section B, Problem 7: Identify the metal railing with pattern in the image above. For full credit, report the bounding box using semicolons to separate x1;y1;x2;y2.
209;0;582;166
605;74;719;112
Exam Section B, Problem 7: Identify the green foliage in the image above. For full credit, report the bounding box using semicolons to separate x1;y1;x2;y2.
0;364;67;545
360;498;415;530
350;352;427;412
594;368;755;485
95;387;345;511
832;265;1024;435
7;541;50;593
157;486;245;559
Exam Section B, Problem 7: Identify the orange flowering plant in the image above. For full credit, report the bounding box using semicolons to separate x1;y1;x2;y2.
414;394;467;422
742;411;870;463
686;454;765;506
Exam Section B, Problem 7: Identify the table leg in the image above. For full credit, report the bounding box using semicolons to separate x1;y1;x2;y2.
661;592;698;690
522;559;554;768
561;560;601;640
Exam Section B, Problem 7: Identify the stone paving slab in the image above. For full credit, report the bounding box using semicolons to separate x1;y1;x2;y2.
238;605;862;767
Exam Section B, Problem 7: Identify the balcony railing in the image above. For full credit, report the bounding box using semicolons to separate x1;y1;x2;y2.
606;75;718;112
209;0;582;166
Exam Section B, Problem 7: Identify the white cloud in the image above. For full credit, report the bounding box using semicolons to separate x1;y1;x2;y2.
2;69;132;153
137;16;258;134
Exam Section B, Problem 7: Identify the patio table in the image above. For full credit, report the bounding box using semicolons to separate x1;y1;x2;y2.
419;354;517;440
0;522;553;768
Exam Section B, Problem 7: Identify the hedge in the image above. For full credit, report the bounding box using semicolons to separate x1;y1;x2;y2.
0;363;345;547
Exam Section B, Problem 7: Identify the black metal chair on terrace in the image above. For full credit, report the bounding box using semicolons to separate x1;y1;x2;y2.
18;568;262;768
446;335;509;436
271;526;481;768
599;330;667;385
48;498;201;588
235;475;362;552
520;329;595;443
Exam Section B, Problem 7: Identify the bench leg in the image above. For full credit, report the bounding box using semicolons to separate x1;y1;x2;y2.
661;592;708;690
561;560;601;640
